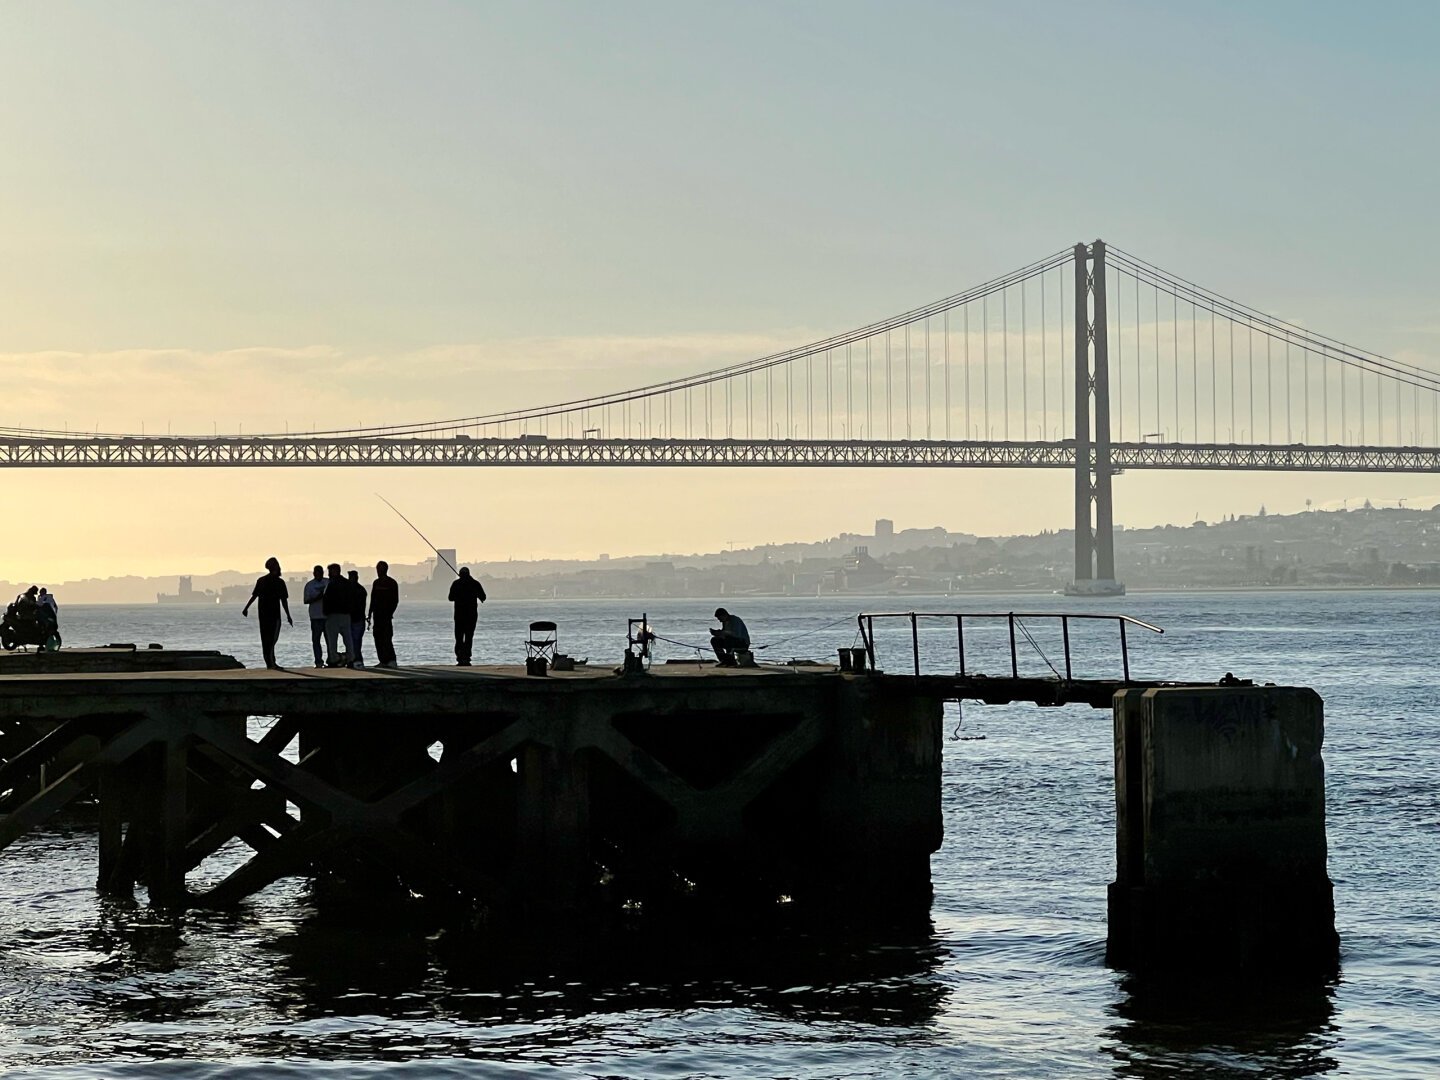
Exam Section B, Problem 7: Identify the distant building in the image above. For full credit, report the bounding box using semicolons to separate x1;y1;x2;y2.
875;518;894;539
432;549;457;579
157;575;218;605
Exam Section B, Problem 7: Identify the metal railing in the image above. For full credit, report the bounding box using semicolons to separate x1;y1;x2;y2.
856;611;1164;680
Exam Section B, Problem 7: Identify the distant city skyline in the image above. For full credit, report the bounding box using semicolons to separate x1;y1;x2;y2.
2;1;1436;581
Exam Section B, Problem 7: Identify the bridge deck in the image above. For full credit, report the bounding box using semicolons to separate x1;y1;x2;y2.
2;435;1439;472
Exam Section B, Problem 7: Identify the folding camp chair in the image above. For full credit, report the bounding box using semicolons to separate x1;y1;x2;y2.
526;620;558;675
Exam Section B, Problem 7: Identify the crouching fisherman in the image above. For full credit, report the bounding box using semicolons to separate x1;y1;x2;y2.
710;607;750;667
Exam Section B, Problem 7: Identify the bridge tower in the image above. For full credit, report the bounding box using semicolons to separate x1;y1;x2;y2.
1069;240;1123;596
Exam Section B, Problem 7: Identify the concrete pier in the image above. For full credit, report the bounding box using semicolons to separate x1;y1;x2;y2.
1107;685;1339;975
0;643;1343;970
0;664;943;918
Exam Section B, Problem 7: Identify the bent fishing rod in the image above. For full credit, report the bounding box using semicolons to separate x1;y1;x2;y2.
377;494;460;577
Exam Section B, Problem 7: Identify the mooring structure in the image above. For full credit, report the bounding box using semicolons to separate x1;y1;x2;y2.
0;621;1338;974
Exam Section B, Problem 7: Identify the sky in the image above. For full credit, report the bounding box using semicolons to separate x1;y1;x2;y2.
1;0;1438;582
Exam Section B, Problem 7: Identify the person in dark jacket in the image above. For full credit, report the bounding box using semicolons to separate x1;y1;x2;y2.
321;563;354;667
447;566;487;666
369;560;400;668
242;556;293;669
347;569;368;667
710;607;750;667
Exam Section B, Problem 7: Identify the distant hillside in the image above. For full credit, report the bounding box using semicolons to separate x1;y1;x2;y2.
8;506;1439;603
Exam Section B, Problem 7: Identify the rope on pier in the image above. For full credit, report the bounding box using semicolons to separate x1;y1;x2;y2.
649;612;860;663
949;700;986;741
753;613;857;653
1014;616;1062;679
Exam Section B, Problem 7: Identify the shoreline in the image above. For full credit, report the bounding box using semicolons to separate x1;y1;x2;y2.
37;582;1440;607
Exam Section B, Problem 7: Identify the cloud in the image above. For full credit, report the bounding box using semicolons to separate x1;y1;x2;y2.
0;332;810;435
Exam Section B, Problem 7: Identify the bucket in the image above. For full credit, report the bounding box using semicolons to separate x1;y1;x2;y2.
837;648;853;672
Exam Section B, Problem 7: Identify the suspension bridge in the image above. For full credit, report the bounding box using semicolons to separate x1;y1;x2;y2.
6;241;1438;592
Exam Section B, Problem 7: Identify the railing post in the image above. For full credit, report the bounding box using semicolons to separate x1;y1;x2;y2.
1062;616;1073;680
910;614;920;677
1120;619;1130;681
866;616;876;670
1008;615;1019;678
957;616;966;676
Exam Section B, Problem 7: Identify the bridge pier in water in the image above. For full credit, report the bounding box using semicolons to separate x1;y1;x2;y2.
1107;685;1339;976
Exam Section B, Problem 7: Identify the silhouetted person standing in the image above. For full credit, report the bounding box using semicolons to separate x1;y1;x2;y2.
370;560;399;668
448;566;486;666
347;569;368;667
321;563;354;667
302;565;327;667
242;557;293;669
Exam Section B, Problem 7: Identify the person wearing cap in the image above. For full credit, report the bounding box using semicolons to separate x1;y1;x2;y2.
710;607;750;667
242;556;293;669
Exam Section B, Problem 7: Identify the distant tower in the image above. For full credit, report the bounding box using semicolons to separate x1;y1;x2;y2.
874;519;894;540
178;575;193;596
433;549;458;579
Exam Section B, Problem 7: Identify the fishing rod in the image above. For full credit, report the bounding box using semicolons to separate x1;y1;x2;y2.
377;494;460;577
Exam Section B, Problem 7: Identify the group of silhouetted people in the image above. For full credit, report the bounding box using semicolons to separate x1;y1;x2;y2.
241;557;763;672
244;557;486;670
243;558;400;669
6;585;60;651
301;561;401;669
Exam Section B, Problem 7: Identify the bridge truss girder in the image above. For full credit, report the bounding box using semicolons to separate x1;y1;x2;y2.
3;436;1440;472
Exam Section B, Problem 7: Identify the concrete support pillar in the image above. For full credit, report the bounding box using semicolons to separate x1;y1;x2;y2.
815;681;942;910
1107;686;1338;975
96;764;130;895
145;737;191;908
515;741;591;914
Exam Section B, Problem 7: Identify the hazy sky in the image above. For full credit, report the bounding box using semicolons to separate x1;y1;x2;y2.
2;1;1438;581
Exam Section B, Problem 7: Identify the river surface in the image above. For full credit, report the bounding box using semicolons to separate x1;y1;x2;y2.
0;590;1436;1078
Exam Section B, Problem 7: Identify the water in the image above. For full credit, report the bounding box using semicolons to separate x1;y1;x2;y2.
1;591;1438;1077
